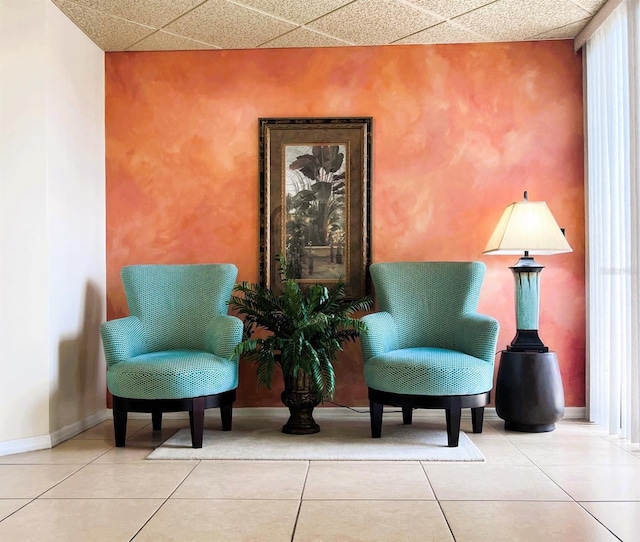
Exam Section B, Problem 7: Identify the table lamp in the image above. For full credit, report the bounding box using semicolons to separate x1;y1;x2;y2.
483;191;571;432
483;191;572;351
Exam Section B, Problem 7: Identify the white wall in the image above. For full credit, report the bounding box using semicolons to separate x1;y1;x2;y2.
0;0;50;445
0;0;106;452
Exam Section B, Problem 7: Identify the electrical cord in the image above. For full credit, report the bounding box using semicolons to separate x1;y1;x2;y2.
327;401;404;414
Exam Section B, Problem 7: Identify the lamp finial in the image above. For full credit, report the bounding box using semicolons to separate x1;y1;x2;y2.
523;190;528;201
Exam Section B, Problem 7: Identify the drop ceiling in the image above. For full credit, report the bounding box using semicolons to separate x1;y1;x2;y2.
51;0;607;52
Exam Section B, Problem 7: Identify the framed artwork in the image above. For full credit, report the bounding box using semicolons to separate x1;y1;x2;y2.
259;117;372;298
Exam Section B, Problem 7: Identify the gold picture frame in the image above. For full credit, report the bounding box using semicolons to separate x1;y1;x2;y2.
259;117;372;298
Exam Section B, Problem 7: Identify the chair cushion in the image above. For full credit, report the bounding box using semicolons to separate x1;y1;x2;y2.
107;350;238;400
364;347;493;396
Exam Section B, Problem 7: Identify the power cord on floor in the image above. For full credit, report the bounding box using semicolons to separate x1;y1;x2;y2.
327;401;404;414
327;401;369;414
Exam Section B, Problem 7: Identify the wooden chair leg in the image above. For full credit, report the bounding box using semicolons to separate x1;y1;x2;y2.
220;402;233;431
471;406;484;434
152;411;162;431
189;397;205;448
445;402;462;447
113;407;128;448
402;406;413;425
370;400;383;438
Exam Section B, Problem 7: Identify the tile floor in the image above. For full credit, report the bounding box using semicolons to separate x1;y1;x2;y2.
1;411;639;541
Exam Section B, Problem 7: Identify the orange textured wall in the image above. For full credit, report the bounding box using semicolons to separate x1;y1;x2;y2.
106;41;585;407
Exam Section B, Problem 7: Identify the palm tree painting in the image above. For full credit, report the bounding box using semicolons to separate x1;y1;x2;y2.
284;144;348;281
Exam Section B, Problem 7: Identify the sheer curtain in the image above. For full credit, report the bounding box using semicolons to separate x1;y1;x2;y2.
586;0;640;442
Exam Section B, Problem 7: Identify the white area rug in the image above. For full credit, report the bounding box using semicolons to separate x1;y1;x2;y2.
146;409;484;461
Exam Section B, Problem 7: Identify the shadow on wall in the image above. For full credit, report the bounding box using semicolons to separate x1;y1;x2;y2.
51;281;106;435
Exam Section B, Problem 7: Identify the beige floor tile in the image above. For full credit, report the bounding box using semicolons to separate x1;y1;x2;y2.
491;420;599;442
542;464;640;501
441;501;619;542
591;434;640;457
172;460;308;499
581;501;640;542
0;465;83;498
513;438;640;466
0;499;163;542
92;442;159;463
93;441;199;464
423;464;571;501
610;439;640;455
134;499;298;542
294;500;454;542
41;463;196;499
72;419;149;441
303;461;434;500
468;438;534;465
0;439;114;465
0;499;30;521
459;417;505;438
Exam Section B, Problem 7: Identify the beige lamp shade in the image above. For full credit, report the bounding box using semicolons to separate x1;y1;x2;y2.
483;198;572;256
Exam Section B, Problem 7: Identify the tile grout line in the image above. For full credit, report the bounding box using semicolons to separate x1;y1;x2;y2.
290;460;311;542
500;421;606;508
573;501;624;542
127;457;202;541
31;463;94;500
419;461;458;540
0;498;35;524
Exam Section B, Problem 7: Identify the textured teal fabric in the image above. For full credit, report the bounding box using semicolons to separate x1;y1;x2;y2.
364;347;494;396
101;264;243;400
359;312;399;361
361;262;499;397
101;316;147;367
107;350;239;400
121;264;238;353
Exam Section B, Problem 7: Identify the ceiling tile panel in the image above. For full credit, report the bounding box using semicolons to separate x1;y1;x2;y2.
127;30;220;51
52;0;605;51
164;0;298;49
404;0;498;19
452;0;590;41
52;0;155;51
569;0;608;14
232;0;353;24
532;18;590;39
395;21;489;44
261;27;352;48
57;0;206;28
308;0;443;45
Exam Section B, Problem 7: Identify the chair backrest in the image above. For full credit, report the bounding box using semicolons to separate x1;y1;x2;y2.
369;261;485;350
122;264;237;352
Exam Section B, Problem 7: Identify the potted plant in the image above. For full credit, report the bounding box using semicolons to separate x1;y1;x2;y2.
229;258;372;434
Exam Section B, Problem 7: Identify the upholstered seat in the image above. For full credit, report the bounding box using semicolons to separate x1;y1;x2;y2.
360;261;499;447
107;350;239;400
100;264;243;448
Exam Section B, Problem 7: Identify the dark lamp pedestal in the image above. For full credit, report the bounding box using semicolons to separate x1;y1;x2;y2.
495;350;565;432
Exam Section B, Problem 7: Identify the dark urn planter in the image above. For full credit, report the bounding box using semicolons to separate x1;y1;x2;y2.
281;370;321;434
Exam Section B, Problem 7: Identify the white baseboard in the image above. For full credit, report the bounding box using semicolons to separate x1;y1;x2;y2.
0;434;53;458
50;409;110;447
0;409;110;458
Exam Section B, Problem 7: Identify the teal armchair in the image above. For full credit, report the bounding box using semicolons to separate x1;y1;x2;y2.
100;264;243;448
360;262;499;447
